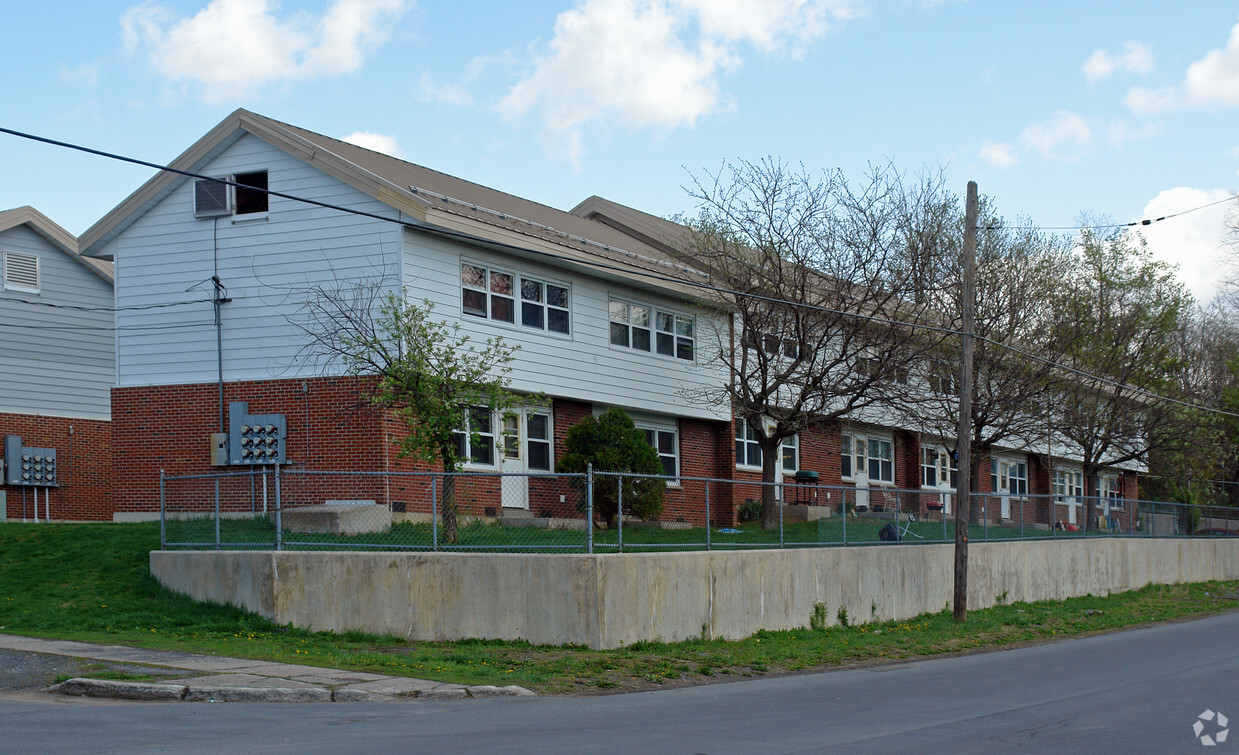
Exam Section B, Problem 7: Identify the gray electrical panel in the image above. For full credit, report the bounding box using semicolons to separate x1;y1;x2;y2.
227;401;287;465
4;435;58;487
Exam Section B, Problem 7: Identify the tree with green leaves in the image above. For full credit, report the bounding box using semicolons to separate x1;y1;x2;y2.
294;280;522;542
558;408;665;527
1052;226;1195;529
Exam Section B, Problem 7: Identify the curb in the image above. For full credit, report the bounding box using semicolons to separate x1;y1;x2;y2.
49;677;536;703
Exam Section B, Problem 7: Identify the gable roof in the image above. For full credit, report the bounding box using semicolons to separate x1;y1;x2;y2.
0;206;113;284
79;109;706;298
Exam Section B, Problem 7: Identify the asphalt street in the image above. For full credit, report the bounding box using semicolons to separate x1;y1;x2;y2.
2;610;1237;753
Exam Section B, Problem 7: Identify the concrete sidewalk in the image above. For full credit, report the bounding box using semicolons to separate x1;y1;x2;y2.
0;634;534;703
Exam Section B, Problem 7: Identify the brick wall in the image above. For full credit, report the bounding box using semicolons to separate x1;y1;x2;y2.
1;413;111;521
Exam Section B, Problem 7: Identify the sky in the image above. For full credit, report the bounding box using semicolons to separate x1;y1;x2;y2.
1;0;1237;302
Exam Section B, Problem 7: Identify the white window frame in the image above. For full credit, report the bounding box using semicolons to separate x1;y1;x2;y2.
841;432;853;480
463;262;571;336
231;170;269;220
735;420;798;474
2;251;39;293
524;409;554;472
454;406;498;469
609;296;694;361
636;422;679;484
1052;467;1084;500
866;436;894;485
1101;474;1123;510
990;456;1029;496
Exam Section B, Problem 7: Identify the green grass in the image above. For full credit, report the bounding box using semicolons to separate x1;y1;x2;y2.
2;522;1235;695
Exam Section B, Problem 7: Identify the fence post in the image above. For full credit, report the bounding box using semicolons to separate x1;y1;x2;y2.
1020;498;1024;540
778;481;785;549
213;477;221;551
842;489;848;545
159;469;166;550
274;464;283;551
586;463;594;555
617;474;624;554
705;480;711;551
431;475;438;552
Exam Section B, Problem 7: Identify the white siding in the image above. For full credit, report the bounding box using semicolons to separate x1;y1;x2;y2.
0;225;113;419
402;231;730;422
113;134;403;387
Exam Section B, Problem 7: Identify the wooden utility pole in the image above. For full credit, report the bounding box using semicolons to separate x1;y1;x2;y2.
953;181;977;622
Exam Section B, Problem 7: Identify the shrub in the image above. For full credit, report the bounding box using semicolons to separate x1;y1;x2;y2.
737;499;762;522
558;408;666;526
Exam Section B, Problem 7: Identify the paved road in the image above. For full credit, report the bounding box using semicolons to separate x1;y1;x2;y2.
3;611;1238;753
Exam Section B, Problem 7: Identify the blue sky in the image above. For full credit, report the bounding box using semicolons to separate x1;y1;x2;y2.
2;1;1237;301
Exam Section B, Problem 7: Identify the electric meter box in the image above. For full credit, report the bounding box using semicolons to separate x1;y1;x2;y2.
227;402;287;465
4;435;58;487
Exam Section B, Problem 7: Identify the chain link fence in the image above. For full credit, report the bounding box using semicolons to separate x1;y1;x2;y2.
160;467;1239;551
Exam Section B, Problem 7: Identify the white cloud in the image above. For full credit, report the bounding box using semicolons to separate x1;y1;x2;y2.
59;64;101;87
1020;111;1092;159
499;0;861;165
1138;187;1233;303
341;131;403;157
1082;41;1153;83
121;0;407;103
978;141;1017;168
1126;21;1239;114
415;71;474;106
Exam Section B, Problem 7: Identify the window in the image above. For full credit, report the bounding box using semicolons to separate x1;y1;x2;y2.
922;447;938;487
521;279;570;333
233;171;268;216
640;426;678;478
760;333;801;360
867;437;894;484
3;251;39;292
526;412;552;471
991;457;1028;495
453;406;496;466
1102;475;1123;509
611;298;693;360
1053;468;1083;500
735;420;797;472
928;361;958;395
464;264;569;334
841;433;853;479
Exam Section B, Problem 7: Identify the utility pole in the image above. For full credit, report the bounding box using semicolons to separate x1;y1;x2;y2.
954;181;977;622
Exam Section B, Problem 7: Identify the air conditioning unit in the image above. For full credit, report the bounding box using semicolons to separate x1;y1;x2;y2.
194;177;230;218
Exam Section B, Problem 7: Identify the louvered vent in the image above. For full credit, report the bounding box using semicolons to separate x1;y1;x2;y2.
194;177;230;218
3;251;39;291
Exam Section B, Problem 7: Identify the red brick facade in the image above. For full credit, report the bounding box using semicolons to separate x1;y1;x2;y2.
1;412;111;521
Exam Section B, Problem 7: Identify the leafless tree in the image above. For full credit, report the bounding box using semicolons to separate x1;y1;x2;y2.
679;159;954;528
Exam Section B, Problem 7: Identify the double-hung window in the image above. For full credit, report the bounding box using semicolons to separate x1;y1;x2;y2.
463;263;570;334
638;425;679;479
867;438;894;484
453;406;496;467
735;420;797;473
922;447;939;487
1052;468;1083;500
1101;475;1123;509
841;433;853;479
610;297;694;361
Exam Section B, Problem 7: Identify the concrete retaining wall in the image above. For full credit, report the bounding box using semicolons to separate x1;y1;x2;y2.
150;538;1239;649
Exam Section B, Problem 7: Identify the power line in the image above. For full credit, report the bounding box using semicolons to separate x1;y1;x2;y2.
992;193;1236;233
2;123;1234;420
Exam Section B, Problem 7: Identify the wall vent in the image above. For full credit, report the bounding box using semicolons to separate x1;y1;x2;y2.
194;177;230;218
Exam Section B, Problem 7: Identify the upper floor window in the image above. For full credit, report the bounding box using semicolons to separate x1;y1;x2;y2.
2;251;39;292
194;170;268;219
610;297;694;361
463;263;570;335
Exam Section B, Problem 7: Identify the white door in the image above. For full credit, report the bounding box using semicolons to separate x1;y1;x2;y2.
499;408;553;510
500;411;528;509
997;461;1012;520
935;449;953;515
853;435;870;510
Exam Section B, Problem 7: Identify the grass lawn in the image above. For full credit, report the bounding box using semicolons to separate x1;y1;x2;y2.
1;521;1235;695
